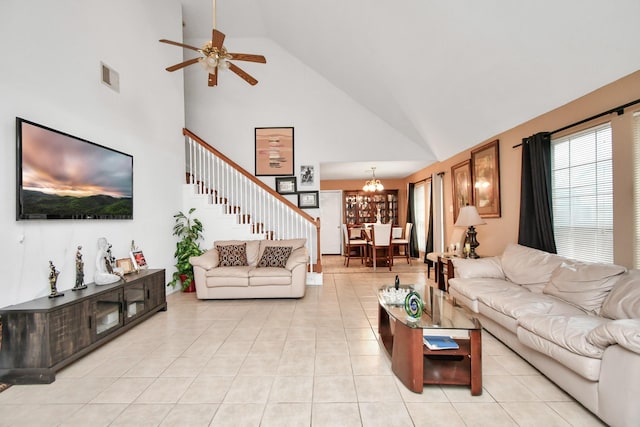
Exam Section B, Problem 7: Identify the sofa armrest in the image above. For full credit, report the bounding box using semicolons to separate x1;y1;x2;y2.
587;318;640;355
190;249;218;270
286;247;308;271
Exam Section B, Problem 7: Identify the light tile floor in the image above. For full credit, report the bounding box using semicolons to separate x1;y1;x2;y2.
0;256;606;426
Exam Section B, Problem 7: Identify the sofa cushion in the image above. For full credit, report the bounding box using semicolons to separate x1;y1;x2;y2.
601;270;640;319
213;240;261;265
587;319;640;354
501;243;565;289
517;326;603;381
451;257;504;279
216;243;248;266
258;246;292;268
517;314;609;358
479;289;558;319
258;238;306;261
204;265;253;287
543;261;626;314
249;267;292;286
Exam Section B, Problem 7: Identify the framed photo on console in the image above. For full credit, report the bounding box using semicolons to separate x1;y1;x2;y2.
116;258;135;274
275;176;297;194
298;191;319;209
130;250;148;270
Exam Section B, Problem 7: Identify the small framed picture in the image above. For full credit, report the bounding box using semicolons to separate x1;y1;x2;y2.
275;176;297;194
298;191;319;209
300;165;314;186
130;250;148;269
116;258;135;274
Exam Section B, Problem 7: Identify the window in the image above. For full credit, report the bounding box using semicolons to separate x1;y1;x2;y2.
634;112;640;268
413;181;427;253
551;123;613;263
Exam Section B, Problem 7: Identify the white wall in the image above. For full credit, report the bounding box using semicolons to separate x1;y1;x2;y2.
0;0;186;307
183;37;432;234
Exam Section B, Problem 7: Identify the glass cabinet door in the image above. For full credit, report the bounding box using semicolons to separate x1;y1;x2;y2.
93;289;123;338
124;282;146;322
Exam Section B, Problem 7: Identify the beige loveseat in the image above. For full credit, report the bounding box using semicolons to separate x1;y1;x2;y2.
189;238;308;299
448;243;640;427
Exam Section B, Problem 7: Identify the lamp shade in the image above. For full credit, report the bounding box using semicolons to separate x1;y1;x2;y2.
455;206;486;227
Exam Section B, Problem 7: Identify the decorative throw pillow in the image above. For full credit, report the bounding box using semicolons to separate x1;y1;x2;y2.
216;243;248;266
258;246;293;268
501;243;565;287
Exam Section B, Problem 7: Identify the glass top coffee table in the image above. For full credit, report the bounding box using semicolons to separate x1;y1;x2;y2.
377;285;482;395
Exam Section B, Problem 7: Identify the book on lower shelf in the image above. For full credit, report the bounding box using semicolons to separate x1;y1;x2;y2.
423;335;459;350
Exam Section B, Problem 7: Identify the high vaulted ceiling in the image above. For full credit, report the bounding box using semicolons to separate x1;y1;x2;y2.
178;0;640;180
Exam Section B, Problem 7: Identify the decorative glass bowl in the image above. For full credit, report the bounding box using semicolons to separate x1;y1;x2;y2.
381;287;410;306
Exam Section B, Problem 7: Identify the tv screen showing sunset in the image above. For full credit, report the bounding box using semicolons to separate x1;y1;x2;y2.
18;120;133;219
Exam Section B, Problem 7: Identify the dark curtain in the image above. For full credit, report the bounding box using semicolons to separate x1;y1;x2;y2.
405;183;420;257
424;180;434;264
518;132;557;253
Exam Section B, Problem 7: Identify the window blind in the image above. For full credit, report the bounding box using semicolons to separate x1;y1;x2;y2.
551;123;613;263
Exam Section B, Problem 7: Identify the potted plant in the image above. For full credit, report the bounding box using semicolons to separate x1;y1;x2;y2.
168;208;204;292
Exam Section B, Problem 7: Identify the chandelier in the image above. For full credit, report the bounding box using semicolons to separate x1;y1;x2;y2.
363;167;384;192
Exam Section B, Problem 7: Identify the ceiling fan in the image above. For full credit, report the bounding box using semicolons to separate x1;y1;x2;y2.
159;0;266;87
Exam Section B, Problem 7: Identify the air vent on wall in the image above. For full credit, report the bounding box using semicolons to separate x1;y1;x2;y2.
100;62;120;93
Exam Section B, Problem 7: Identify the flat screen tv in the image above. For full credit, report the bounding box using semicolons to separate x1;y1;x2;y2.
16;117;133;220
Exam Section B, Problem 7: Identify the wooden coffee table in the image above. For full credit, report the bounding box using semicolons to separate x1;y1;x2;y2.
377;285;482;395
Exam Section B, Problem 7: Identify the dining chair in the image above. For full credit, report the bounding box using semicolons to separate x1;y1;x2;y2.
367;223;393;271
342;224;367;266
391;222;413;264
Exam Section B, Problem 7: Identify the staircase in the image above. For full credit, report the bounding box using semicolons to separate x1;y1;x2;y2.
181;128;322;277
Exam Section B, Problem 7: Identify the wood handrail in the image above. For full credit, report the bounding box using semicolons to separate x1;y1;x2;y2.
183;128;322;273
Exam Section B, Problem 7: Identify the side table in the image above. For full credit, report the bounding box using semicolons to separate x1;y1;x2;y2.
436;255;455;291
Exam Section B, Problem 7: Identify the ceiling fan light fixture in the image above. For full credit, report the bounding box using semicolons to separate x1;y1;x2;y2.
200;56;218;73
159;0;266;87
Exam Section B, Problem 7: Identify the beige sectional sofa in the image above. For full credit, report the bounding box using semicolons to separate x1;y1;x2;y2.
448;243;640;427
189;238;308;299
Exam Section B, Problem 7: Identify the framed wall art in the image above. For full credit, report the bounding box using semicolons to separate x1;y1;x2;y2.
275;176;297;194
298;191;319;209
300;165;314;186
451;159;473;223
471;139;501;218
255;127;294;176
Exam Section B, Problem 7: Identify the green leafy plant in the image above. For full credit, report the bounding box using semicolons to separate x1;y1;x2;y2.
168;208;204;291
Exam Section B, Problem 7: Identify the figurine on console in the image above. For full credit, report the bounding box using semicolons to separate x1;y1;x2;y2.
94;237;123;285
48;261;64;298
73;246;87;291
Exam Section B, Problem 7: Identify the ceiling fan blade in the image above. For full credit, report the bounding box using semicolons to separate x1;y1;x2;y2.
212;29;226;50
208;70;218;87
227;53;267;64
165;57;201;72
228;62;258;86
159;39;201;52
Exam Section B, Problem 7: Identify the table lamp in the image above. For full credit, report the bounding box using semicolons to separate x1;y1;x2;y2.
455;206;486;259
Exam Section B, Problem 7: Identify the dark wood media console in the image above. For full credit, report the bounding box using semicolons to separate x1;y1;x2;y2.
0;269;167;384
